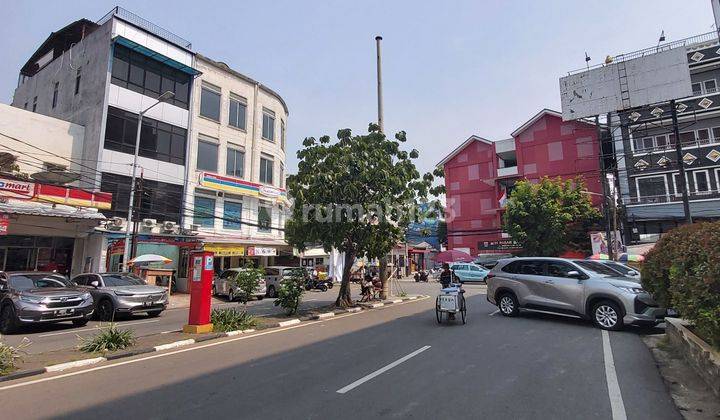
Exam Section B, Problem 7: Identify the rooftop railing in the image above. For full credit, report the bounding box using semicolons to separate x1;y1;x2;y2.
97;6;192;50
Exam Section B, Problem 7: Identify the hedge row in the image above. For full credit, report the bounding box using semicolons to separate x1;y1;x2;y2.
642;221;720;348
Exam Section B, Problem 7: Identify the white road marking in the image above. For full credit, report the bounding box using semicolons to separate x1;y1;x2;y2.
601;330;627;420
336;345;431;394
0;297;430;391
489;310;500;316
37;320;160;337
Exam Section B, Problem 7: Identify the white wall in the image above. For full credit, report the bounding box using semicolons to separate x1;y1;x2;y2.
0;103;85;175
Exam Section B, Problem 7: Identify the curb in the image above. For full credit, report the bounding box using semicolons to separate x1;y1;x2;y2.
0;294;428;383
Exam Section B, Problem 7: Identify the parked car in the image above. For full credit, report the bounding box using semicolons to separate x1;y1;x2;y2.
595;260;642;281
0;271;94;334
485;257;665;331
72;272;168;321
213;268;266;302
474;253;514;269
450;263;490;283
264;266;309;298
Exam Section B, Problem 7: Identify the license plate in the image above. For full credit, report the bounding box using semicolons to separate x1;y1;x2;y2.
144;301;154;307
55;309;74;316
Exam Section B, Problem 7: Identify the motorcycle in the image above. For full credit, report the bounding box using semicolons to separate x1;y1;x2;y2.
414;271;429;282
304;278;330;292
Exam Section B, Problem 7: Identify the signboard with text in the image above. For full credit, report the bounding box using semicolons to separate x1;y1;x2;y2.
477;239;522;252
0;214;8;235
0;177;35;199
247;246;277;257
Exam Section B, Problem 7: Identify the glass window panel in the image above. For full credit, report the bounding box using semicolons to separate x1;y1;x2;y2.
129;61;145;86
197;140;218;172
161;76;175;97
111;53;129;81
637;177;667;198
713;127;720;141
704;79;717;93
194;196;215;227
680;132;695;144
641;138;654;150
174;77;189;105
258;206;271;232
695;172;709;192
655;135;668;148
200;87;221;121
692;82;702;95
145;70;161;93
223;201;242;229
260;157;273;184
697;129;710;143
226;148;244;178
262;113;275;141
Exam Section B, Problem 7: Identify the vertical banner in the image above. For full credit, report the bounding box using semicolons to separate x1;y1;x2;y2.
0;214;9;235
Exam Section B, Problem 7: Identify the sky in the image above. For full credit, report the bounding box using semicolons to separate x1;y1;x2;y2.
0;1;715;176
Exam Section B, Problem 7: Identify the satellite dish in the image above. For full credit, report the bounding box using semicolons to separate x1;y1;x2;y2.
31;171;81;185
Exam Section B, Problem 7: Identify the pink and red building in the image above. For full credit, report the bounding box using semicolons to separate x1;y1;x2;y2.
438;109;603;256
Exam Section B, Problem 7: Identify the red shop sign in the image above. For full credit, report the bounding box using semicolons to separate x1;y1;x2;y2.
0;214;9;236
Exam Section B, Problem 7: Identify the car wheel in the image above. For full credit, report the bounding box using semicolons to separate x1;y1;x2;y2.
96;299;115;322
498;292;519;317
147;310;162;318
0;304;19;334
267;286;277;298
592;300;624;331
72;319;89;327
227;289;235;302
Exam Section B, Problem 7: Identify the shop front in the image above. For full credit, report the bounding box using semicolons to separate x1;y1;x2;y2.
0;176;110;275
201;236;294;271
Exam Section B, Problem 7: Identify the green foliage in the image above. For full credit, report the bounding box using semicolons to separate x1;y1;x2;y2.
504;177;601;256
78;324;135;353
211;308;257;332
642;222;720;348
286;124;435;306
274;269;306;315
230;264;265;304
0;337;29;375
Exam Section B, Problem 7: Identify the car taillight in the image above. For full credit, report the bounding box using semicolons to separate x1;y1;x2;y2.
486;273;495;279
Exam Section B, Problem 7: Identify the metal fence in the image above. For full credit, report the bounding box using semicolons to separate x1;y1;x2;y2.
97;6;192;50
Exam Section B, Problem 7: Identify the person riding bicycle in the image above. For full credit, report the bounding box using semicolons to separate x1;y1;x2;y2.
439;263;457;289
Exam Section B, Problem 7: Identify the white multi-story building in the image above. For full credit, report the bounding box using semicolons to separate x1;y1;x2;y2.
185;55;290;271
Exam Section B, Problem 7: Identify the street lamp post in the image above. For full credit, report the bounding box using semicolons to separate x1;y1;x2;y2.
582;190;618;260
122;91;174;271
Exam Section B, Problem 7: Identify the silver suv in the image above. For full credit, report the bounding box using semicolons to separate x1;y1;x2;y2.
486;257;665;330
212;268;266;302
72;272;168;321
0;272;94;334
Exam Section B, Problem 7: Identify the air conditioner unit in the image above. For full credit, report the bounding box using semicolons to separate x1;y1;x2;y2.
162;221;176;232
190;224;200;232
142;218;157;228
106;217;126;231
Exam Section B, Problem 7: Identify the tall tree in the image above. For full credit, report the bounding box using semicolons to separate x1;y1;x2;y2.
285;124;436;307
504;177;601;256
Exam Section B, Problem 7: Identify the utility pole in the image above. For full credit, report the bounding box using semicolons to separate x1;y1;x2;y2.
375;36;384;133
595;115;614;260
122;91;174;271
670;99;693;224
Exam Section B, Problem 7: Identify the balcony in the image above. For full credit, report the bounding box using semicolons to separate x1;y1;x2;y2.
497;166;518;178
626;190;720;205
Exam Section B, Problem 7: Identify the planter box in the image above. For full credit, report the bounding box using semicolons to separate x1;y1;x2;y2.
665;317;720;397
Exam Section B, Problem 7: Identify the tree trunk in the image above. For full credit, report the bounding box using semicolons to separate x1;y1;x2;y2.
379;256;389;300
335;250;356;308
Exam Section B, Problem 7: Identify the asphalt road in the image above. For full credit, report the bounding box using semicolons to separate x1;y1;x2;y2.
0;280;434;354
0;283;678;420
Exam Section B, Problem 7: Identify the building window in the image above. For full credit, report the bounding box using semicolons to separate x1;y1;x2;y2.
223;201;242;230
636;175;668;201
281;120;286;151
100;172;183;223
197;137;218;172
226;148;244;178
32;96;37;112
692;82;702;96
258;205;271;232
262;109;275;141
75;68;81;95
104;106;187;165
259;155;274;184
279;162;284;188
110;44;190;109
697;128;710;145
693;170;711;194
200;84;221;121
52;82;59;109
194;196;216;228
704;79;717;94
228;95;246;129
672;173;687;197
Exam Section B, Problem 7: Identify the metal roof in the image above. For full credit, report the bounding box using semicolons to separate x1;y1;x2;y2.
0;200;105;220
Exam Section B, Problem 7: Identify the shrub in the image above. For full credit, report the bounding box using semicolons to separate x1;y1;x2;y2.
78;324;135;353
274;269;305;315
0;337;30;375
211;308;257;332
230;264;265;304
642;221;720;347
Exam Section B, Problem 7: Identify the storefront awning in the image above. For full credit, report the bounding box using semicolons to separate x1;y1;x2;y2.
0;199;105;220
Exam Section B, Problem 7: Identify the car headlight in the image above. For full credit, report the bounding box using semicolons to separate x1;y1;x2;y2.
114;291;134;297
81;292;92;301
19;295;44;304
614;285;645;294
